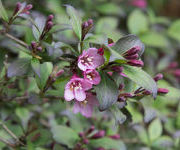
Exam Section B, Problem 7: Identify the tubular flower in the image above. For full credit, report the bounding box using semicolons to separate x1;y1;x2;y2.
78;48;105;71
83;69;101;85
64;76;92;101
73;92;99;118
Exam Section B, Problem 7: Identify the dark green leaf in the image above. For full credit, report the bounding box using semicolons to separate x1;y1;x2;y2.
123;65;157;98
94;72;119;111
66;5;82;40
7;58;31;77
113;34;145;56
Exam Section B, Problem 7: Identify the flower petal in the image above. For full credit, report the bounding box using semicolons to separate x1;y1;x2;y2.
64;88;74;101
75;90;86;101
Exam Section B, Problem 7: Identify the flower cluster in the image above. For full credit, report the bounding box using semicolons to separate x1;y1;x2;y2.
130;0;147;9
64;48;105;117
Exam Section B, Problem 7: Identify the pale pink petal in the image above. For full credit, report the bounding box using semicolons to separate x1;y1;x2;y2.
78;61;88;71
83;80;92;90
81;104;93;118
92;71;101;85
73;102;81;114
64;88;74;101
74;90;86;101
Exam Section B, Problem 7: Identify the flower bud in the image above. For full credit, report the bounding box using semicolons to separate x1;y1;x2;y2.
119;84;124;90
26;4;33;10
118;96;126;102
154;73;163;82
168;62;178;69
97;48;104;55
46;21;53;31
124;54;138;60
158;88;169;94
87;125;95;134
143;90;152;95
109;134;120;140
112;66;123;73
88;19;93;26
78;132;84;138
14;2;22;14
83;139;89;144
91;130;105;139
56;69;64;77
47;14;54;22
127;60;144;67
124;46;140;56
82;21;89;28
97;148;105;150
31;41;37;49
37;46;42;51
122;93;133;98
174;69;180;77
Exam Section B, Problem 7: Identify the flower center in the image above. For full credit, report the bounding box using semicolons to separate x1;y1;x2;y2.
70;81;82;91
86;72;95;81
80;55;93;66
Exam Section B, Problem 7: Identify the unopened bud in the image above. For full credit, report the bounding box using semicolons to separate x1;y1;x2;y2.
83;139;89;144
154;73;163;82
91;130;105;139
56;69;64;77
143;90;152;95
31;41;37;49
47;14;54;22
26;4;33;10
14;2;22;14
37;46;42;51
119;84;124;90
46;21;53;30
125;54;139;60
97;48;104;55
118;96;126;102
87;19;93;26
112;66;123;73
124;46;141;56
174;69;180;77
158;88;169;94
87;125;95;134
97;148;105;150
121;93;133;98
109;134;120;140
79;132;84;138
127;60;144;67
82;21;89;28
168;62;178;69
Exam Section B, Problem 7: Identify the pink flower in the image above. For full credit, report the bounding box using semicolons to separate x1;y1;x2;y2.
64;76;92;101
130;0;147;9
83;69;101;85
73;93;99;118
78;48;105;71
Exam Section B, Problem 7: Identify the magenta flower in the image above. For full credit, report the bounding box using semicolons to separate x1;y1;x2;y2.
64;76;92;101
83;69;101;85
73;92;99;118
130;0;147;9
78;48;105;71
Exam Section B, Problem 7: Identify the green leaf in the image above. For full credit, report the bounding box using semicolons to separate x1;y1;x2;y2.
34;62;53;90
113;34;145;56
94;72;119;111
66;5;82;40
7;58;31;77
16;108;31;130
168;19;180;42
50;121;79;148
110;105;127;124
128;9;148;34
148;118;162;142
89;138;126;150
0;0;8;22
123;65;157;98
152;136;173;149
140;32;169;48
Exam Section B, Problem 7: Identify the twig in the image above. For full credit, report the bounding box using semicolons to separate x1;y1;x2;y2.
4;33;29;48
0;137;15;148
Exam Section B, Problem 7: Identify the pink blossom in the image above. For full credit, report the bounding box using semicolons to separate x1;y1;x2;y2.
64;76;92;101
83;69;101;85
78;48;105;71
130;0;147;9
73;92;99;118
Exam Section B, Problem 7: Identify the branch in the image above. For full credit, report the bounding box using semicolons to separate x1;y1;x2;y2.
4;33;29;48
0;137;15;148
